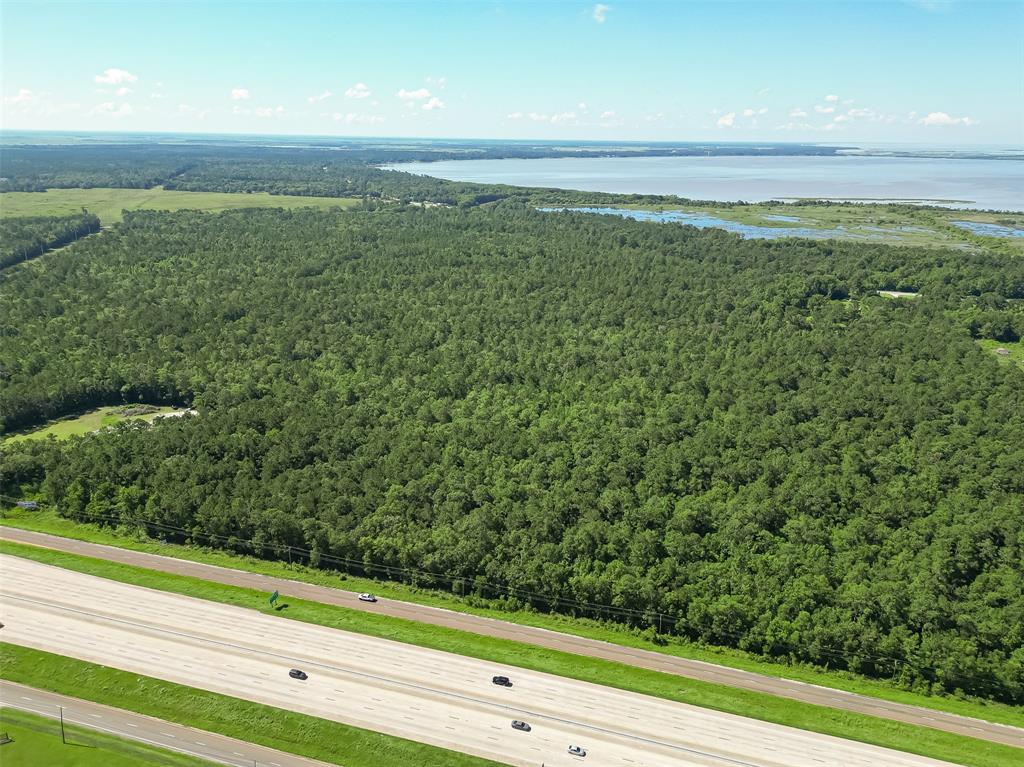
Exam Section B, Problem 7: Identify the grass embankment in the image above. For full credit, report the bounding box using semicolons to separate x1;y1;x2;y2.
0;644;498;767
0;187;361;223
2;509;1021;731
3;405;181;445
1;541;1020;767
0;707;219;767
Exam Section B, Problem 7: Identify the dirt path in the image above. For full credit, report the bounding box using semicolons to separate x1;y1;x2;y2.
3;526;1021;749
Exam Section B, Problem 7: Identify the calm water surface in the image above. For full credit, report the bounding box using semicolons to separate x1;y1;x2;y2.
390;156;1024;211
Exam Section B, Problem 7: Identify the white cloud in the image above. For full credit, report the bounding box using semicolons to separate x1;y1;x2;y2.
4;88;35;104
578;102;588;111
231;87;251;100
757;87;771;97
332;112;384;124
550;111;577;124
506;111;523;119
528;112;549;122
178;103;210;119
789;108;808;118
90;101;133;117
232;105;249;115
825;94;839;102
848;107;873;118
94;68;137;85
397;87;431;101
717;112;736;127
421;96;445;111
919;111;977;127
254;105;285;117
307;90;332;104
115;87;132;97
592;3;611;23
345;82;371;99
742;108;756;117
814;105;835;114
425;76;447;89
758;107;768;115
833;114;850;123
600;110;616;119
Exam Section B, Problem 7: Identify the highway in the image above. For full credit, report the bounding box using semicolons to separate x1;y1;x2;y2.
0;554;960;767
2;526;1019;749
0;679;339;767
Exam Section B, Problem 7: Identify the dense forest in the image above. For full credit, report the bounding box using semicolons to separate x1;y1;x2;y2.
2;205;1022;703
0;213;102;269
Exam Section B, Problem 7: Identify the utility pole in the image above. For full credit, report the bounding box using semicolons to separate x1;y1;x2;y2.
59;706;66;744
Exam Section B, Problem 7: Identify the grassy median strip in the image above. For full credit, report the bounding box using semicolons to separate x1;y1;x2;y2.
0;644;500;767
2;511;1021;731
2;541;1021;767
0;707;220;767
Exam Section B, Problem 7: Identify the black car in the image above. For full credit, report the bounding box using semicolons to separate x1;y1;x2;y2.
491;675;512;687
511;720;531;732
289;668;308;680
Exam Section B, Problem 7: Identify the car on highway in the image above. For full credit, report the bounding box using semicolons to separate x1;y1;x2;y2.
510;720;531;732
358;593;378;603
568;745;587;757
288;668;308;680
491;675;512;687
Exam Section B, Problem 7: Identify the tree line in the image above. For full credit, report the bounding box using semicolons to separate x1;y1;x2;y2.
0;213;101;269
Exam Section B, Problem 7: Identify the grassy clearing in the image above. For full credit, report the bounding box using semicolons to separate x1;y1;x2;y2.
2;509;1020;732
2;405;183;444
1;541;1020;767
0;708;219;767
977;339;1024;369
0;644;499;767
0;187;361;224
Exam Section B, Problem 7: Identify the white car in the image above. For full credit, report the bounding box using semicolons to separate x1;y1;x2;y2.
568;745;587;757
358;593;378;603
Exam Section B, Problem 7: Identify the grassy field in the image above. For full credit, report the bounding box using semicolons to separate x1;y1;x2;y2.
0;187;361;224
1;541;1021;767
0;644;499;767
3;510;1020;731
0;708;219;767
3;405;183;444
977;338;1024;369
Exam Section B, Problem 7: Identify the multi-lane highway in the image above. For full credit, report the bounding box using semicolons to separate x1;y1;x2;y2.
2;527;1019;749
0;554;959;767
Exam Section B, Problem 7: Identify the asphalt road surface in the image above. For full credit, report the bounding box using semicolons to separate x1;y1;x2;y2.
1;554;961;767
0;679;339;767
1;527;1020;750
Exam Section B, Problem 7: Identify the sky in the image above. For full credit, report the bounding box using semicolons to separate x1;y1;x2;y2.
2;0;1021;145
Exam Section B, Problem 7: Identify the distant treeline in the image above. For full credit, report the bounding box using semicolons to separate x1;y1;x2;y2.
0;143;828;209
0;212;101;269
2;206;1022;704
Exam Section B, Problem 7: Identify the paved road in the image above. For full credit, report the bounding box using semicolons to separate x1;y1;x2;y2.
1;555;961;767
3;526;1022;750
0;679;341;767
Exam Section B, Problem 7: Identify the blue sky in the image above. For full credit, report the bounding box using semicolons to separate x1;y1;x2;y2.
2;1;1021;144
